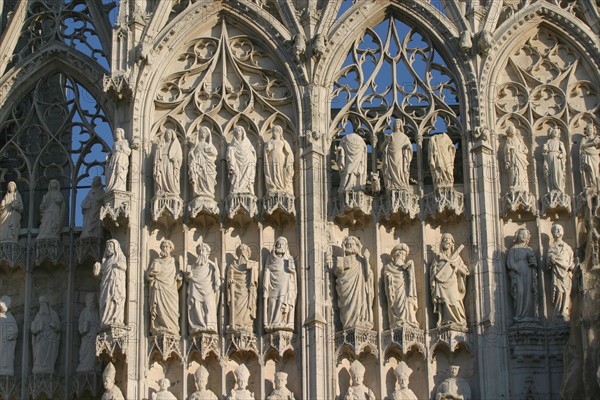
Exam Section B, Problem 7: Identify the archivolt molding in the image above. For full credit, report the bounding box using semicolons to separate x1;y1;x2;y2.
0;43;115;124
480;4;600;127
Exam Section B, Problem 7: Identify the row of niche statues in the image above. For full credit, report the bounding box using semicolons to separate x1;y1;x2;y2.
336;119;457;193
153;125;294;200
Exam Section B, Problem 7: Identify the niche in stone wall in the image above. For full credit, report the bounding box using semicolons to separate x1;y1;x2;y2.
264;351;299;399
225;356;261;398
187;357;221;398
148;360;183;399
431;344;473;400
383;350;426;400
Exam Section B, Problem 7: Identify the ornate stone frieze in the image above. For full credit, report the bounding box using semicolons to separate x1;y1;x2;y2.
28;374;61;400
382;325;426;358
226;332;259;356
508;324;547;362
151;193;184;228
0;376;19;400
187;333;221;360
430;325;472;354
103;71;133;101
34;238;64;267
261;193;296;226
501;190;538;219
333;191;373;228
187;197;220;223
76;236;102;265
149;333;183;362
263;331;295;359
420;187;464;224
225;193;258;224
100;190;132;229
377;189;420;226
72;372;98;399
0;242;24;270
96;325;130;359
542;190;571;216
335;328;378;357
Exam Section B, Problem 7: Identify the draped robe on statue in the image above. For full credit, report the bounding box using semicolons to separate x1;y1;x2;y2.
384;260;418;327
0;306;17;375
189;135;218;198
187;259;219;333
105;137;131;192
227;259;258;331
383;130;412;190
97;242;127;327
335;255;374;329
154;132;183;195
227;132;256;195
264;251;296;330
430;251;469;326
31;305;61;374
428;133;455;187
0;187;23;242
507;244;538;322
543;136;566;192
148;256;180;335
337;133;367;193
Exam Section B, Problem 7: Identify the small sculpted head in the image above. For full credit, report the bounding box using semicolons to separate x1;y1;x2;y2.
514;227;531;245
194;365;209;390
103;362;116;390
274;372;288;390
49;179;60;192
160;240;174;258
7;181;16;193
92;176;102;188
272;125;283;140
236;243;252;262
233;126;246;141
39;296;49;312
349;360;365;386
551;223;564;240
391;243;409;265
394;361;412;390
234;364;250;390
85;292;96;308
449;365;460;377
506;126;516;137
0;295;11;314
440;233;455;253
158;378;170;391
393;119;404;132
114;128;125;141
342;236;361;256
198;126;210;141
273;237;288;257
549;127;561;139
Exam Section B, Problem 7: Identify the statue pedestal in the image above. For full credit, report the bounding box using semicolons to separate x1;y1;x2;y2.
0;376;19;400
382;324;426;357
377;189;420;227
35;238;64;267
502;190;537;219
333;191;373;228
96;324;130;359
187;196;219;228
149;333;182;362
72;372;98;399
261;192;296;227
335;328;378;357
187;333;220;360
263;331;295;358
100;190;131;229
225;193;258;224
430;324;471;353
0;242;24;270
542;190;571;216
76;236;102;265
508;323;545;361
421;187;464;225
226;331;259;356
29;374;61;400
151;193;183;229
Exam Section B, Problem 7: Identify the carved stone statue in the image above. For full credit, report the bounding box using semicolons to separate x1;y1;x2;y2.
335;236;374;330
189;365;218;400
382;120;412;190
430;233;469;328
76;293;99;373
154;129;183;195
506;228;538;323
435;365;471;400
227;126;257;195
94;239;127;327
105;127;131;192
264;125;294;195
148;240;182;335
228;364;255;400
227;244;258;333
580;124;600;190
101;362;124;400
153;378;177;400
345;360;375;400
547;223;573;321
392;361;417;400
384;243;418;328
543;127;567;193
81;176;105;239
38;179;65;240
187;241;219;334
0;182;23;243
189;126;218;199
428;133;455;188
264;237;296;332
267;372;295;400
503;126;529;191
336;133;367;193
0;295;18;376
31;296;61;374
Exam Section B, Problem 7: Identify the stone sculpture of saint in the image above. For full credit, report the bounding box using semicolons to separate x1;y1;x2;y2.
105;127;131;192
77;293;99;373
227;244;258;333
335;236;374;330
81;176;105;239
580;124;600;190
428;133;455;188
189;126;218;199
264;237;296;332
227;126;256;195
382;119;412;190
392;361;417;400
267;372;295;400
336;133;367;193
187;241;220;334
0;295;18;376
94;239;127;327
101;362;124;400
506;228;538;323
154;129;183;195
189;365;218;400
37;179;65;240
228;364;255;400
503;126;529;191
153;378;177;400
384;243;418;328
430;233;469;328
435;365;471;400
264;125;294;195
543;127;567;193
547;223;573;321
31;296;61;374
148;240;182;335
345;360;375;400
0;182;23;243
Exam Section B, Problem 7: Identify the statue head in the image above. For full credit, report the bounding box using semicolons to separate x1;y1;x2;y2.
440;233;455;253
48;179;60;192
103;362;116;389
585;125;596;137
196;242;211;259
274;372;288;390
449;365;460;377
349;360;365;386
85;292;96;308
513;227;531;246
39;296;49;312
0;295;11;314
273;237;289;258
114;128;125;141
160;240;174;258
391;243;409;265
272;125;283;139
194;365;209;390
158;378;170;391
342;236;361;256
551;223;564;240
236;243;252;262
104;239;122;258
233;126;246;141
165;128;176;141
394;361;412;389
393;119;404;132
549;127;561;139
234;364;250;389
198;126;211;141
7;181;16;193
92;176;102;188
506;126;516;137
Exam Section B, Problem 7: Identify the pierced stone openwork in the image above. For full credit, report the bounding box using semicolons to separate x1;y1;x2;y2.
0;376;19;400
335;328;378;358
382;325;426;357
72;372;98;399
28;374;61;400
187;333;221;361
